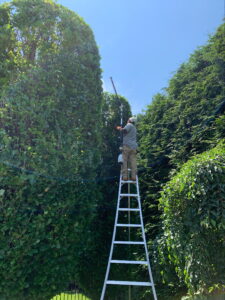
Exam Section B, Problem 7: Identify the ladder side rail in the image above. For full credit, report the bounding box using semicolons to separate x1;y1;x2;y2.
100;172;123;300
128;181;131;300
136;175;158;300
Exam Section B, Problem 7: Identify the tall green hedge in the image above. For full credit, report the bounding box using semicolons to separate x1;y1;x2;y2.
0;0;102;299
137;22;225;299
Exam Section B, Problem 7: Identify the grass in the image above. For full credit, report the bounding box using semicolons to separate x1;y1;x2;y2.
51;293;91;300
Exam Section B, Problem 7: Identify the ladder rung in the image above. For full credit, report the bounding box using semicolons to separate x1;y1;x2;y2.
120;193;138;197
118;208;140;212
106;280;152;286
117;224;141;227
114;241;144;245
111;260;148;264
121;180;136;184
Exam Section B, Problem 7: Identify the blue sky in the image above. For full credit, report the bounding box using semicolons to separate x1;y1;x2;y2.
1;0;224;115
55;0;224;115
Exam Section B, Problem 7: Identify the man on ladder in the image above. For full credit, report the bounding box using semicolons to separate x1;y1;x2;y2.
100;79;157;300
116;117;137;181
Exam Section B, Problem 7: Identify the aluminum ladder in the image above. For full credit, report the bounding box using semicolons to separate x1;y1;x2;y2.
100;172;157;300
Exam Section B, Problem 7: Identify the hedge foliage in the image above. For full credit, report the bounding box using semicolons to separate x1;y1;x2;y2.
0;166;101;300
159;143;225;297
137;23;225;299
0;0;102;299
0;0;102;179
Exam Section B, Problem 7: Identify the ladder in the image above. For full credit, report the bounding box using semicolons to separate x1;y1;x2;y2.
100;172;157;300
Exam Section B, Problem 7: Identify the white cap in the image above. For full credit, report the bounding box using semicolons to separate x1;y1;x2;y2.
129;117;136;123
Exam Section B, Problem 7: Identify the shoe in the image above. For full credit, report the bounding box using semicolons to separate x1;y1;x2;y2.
131;177;136;181
122;177;128;181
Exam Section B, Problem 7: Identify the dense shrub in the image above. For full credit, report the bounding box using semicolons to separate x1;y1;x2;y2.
159;143;225;297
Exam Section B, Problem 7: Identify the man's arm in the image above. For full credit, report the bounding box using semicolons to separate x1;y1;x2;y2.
116;126;128;134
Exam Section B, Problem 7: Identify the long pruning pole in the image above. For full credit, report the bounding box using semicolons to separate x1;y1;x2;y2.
110;77;123;128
